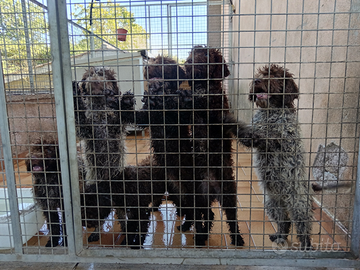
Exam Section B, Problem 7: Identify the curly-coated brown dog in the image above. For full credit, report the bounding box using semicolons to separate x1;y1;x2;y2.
79;79;186;248
82;157;167;248
144;55;186;89
176;46;247;246
239;64;313;249
123;55;193;198
74;67;132;183
73;67;134;243
140;55;192;182
26;138;85;247
142;56;194;196
119;56;194;247
74;66;172;248
26;139;63;247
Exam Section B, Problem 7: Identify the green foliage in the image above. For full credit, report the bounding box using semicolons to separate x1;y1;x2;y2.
0;0;148;74
71;1;148;52
0;0;51;74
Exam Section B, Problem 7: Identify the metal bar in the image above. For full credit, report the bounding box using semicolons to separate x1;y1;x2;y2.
227;0;234;99
148;5;152;52
29;0;119;51
90;0;95;57
350;122;360;256
48;0;82;255
0;57;22;253
0;250;359;267
20;0;35;93
167;4;172;57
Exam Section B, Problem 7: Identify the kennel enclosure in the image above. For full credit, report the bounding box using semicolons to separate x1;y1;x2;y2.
0;0;359;267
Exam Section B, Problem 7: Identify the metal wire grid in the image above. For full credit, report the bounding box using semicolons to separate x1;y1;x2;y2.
1;0;52;94
0;0;359;267
230;0;360;246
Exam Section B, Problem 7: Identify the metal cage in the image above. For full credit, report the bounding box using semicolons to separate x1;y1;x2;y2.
0;0;359;267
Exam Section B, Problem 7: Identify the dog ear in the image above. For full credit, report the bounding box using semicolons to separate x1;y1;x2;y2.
248;83;255;102
177;65;186;81
108;70;119;95
25;155;31;171
80;80;87;94
72;81;79;95
212;49;230;79
284;75;299;108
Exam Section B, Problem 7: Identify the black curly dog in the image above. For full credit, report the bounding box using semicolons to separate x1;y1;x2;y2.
132;49;248;246
118;55;194;247
26;139;73;247
169;46;248;246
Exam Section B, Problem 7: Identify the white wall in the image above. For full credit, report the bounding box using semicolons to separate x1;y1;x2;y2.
72;51;144;110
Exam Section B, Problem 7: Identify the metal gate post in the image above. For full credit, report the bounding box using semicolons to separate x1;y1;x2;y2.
0;55;23;254
350;133;360;257
48;0;83;255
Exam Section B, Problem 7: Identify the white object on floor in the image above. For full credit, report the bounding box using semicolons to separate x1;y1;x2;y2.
0;188;45;249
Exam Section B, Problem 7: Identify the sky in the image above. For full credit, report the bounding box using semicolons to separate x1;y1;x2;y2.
65;0;207;60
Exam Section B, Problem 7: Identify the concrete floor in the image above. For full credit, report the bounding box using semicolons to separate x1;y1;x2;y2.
11;136;350;251
0;263;357;270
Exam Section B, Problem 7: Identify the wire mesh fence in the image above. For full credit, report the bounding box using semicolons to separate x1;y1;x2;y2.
0;0;359;267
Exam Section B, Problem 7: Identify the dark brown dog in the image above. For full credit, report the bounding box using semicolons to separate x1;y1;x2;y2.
142;56;193;196
82;157;166;248
144;55;186;89
26;139;71;247
73;67;134;242
176;46;247;246
74;66;170;248
123;55;193;197
117;55;198;247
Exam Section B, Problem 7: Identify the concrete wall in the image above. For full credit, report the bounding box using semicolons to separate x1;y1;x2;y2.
72;50;144;110
208;1;221;47
229;0;360;230
5;94;58;155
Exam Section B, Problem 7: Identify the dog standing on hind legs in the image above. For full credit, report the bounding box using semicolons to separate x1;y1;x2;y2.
238;64;313;249
121;55;195;247
73;66;134;243
74;66;168;248
180;46;247;247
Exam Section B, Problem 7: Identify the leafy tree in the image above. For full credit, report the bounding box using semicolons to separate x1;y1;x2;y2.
0;0;51;74
70;1;148;53
0;0;148;74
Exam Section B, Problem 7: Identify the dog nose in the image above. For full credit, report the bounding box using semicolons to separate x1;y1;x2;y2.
254;78;261;85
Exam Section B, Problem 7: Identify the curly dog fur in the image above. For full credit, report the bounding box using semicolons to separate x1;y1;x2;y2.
26;139;63;247
73;67;131;183
142;56;194;195
144;55;186;89
139;49;247;247
82;158;166;248
239;64;313;249
123;55;193;196
74;66;171;248
73;66;134;243
118;55;198;246
81;77;188;248
26;138;85;247
173;46;247;246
